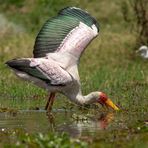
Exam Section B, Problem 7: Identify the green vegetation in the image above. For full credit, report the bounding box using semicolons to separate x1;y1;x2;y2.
1;130;87;148
121;0;148;46
0;0;148;147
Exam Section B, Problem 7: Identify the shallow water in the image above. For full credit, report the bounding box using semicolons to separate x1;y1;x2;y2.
0;109;115;137
0;108;148;148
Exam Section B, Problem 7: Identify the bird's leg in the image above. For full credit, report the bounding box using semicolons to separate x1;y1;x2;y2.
45;93;55;112
45;93;52;110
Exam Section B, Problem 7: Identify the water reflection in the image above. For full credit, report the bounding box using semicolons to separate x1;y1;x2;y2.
55;112;114;137
0;110;114;137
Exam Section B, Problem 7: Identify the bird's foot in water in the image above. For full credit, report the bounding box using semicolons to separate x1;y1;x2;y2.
46;111;55;122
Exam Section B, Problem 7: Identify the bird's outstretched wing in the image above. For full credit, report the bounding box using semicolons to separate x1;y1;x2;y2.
6;59;73;86
33;7;99;58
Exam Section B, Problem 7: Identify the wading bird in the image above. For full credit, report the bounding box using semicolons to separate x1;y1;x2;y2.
136;45;148;59
6;7;119;111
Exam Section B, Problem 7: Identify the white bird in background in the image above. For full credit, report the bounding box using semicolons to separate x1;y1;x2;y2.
137;45;148;59
6;7;119;111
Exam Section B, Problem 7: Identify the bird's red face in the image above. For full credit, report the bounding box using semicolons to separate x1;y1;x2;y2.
98;92;119;111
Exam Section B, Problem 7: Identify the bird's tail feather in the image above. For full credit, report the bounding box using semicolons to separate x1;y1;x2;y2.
5;58;50;82
5;58;31;72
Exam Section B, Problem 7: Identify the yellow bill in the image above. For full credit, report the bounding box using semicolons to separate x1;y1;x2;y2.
105;98;120;111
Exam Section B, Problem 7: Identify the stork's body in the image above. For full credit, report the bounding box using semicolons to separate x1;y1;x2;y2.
6;7;119;111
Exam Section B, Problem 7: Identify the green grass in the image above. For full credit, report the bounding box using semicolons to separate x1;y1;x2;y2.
0;0;148;147
1;130;87;148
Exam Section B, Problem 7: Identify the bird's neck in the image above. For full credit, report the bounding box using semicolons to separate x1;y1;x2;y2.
71;91;99;105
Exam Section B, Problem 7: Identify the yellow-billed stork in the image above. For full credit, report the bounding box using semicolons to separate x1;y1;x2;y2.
6;7;119;111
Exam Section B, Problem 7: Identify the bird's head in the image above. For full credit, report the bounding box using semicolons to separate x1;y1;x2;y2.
136;45;148;58
97;92;119;111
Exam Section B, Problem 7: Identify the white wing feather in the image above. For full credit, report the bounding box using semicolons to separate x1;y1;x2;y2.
56;22;98;58
30;58;73;85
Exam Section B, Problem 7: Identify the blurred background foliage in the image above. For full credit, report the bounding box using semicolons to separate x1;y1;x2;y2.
0;0;126;33
121;0;148;47
0;0;147;49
